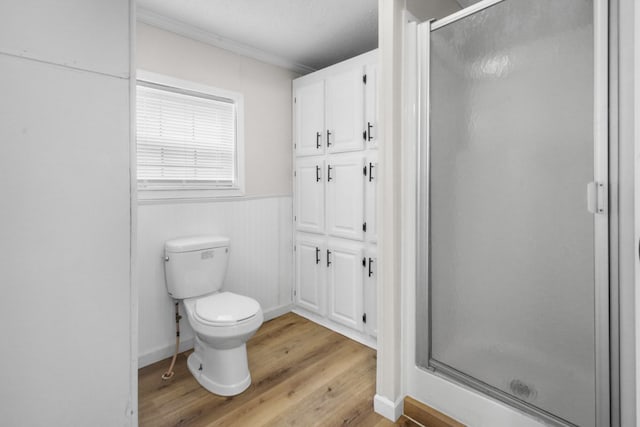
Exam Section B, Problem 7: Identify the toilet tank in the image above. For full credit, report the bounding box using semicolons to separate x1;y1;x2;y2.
164;236;230;299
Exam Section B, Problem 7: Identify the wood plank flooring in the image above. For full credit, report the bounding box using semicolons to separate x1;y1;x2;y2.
139;312;403;427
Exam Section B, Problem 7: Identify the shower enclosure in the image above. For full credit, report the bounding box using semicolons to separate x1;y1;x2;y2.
415;0;609;426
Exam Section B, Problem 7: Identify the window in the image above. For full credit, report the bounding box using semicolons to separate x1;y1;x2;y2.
136;71;244;200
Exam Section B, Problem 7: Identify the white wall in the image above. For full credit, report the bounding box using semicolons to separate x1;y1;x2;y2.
136;24;296;366
0;1;133;426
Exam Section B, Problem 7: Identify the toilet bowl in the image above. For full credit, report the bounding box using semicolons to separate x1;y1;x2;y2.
183;292;263;395
163;235;264;396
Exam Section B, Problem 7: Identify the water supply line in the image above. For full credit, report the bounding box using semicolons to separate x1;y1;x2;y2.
161;301;182;381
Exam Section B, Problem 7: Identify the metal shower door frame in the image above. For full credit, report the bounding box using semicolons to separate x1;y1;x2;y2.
415;0;611;425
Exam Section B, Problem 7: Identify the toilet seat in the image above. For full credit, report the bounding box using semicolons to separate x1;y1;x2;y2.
192;292;260;326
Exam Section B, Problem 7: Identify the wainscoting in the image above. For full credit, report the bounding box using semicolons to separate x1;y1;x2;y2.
137;195;293;367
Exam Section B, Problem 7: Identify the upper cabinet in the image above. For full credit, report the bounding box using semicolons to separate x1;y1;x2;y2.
294;51;377;157
295;157;325;234
294;80;325;156
325;68;364;154
364;63;378;148
326;153;365;241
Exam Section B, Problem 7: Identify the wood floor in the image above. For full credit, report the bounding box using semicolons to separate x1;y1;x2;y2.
139;312;412;427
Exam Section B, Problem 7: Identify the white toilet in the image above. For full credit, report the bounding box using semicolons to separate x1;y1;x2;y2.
164;235;263;396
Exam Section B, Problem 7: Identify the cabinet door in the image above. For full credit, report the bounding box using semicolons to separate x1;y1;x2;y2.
364;63;378;148
326;239;364;331
325;67;364;154
295;235;325;315
295;81;325;156
364;250;377;338
364;151;378;243
295;157;324;234
326;154;364;240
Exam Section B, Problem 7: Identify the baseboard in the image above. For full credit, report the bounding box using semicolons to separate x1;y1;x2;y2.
138;304;293;368
292;307;377;349
263;303;293;322
374;394;404;422
138;337;195;368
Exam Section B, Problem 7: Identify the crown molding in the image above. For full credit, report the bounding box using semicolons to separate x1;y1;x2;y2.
136;7;316;75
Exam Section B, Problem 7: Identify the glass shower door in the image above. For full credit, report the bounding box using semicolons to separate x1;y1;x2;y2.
420;1;608;426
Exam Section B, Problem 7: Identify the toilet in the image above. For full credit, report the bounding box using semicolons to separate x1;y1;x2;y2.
163;235;263;396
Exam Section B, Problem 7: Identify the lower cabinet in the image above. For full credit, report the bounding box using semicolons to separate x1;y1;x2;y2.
326;239;364;331
363;249;377;338
295;234;325;315
295;234;377;339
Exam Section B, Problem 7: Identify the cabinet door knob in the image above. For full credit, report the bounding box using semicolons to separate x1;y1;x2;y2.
316;165;321;182
326;249;332;267
327;165;333;182
368;258;374;277
327;130;332;147
369;162;375;182
367;122;374;141
316;131;321;149
316;247;321;264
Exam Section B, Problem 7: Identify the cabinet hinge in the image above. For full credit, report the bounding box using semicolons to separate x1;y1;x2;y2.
363;130;367;141
362;257;366;267
363;74;367;84
294;245;296;251
294;171;297;177
294;215;296;222
363;166;367;176
362;313;367;323
363;222;367;232
294;97;297;103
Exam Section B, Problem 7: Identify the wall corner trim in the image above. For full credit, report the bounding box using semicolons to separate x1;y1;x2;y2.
374;394;404;421
136;7;316;75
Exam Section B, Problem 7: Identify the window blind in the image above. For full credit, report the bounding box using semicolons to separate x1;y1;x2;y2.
136;83;237;186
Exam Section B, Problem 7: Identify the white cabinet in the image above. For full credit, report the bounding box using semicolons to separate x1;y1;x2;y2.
363;250;377;338
364;63;378;148
295;235;325;315
295;157;325;234
295;80;325;156
326;239;364;331
325;68;365;154
365;151;378;243
326;154;365;241
293;50;378;343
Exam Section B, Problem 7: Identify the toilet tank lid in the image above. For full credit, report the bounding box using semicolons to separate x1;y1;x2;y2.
165;236;229;253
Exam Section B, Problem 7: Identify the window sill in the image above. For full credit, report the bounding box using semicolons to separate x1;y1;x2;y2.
137;187;245;204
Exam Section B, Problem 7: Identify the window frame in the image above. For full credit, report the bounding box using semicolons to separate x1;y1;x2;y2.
136;70;245;202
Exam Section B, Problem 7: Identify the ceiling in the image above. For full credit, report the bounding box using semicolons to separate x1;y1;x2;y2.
137;0;464;74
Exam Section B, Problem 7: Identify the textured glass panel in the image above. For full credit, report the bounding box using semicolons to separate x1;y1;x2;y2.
428;1;595;426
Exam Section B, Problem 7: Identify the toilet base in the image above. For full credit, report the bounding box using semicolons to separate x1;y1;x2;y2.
187;338;252;396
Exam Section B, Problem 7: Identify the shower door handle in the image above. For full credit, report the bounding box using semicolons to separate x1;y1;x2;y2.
587;182;606;214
